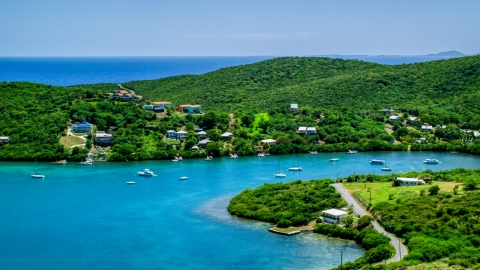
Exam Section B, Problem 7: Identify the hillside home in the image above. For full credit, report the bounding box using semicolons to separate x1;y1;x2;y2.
408;116;418;123
143;105;154;110
177;104;202;114
221;132;233;140
394;177;425;186
94;131;113;145
166;130;177;139
306;127;317;135
198;139;211;147
176;131;188;139
152;102;172;112
121;94;132;101
197;131;206;138
0;136;9;143
191;145;199;151
72;122;93;133
132;95;143;101
321;209;348;224
297;126;307;134
389;115;400;122
290;104;298;111
379;108;395;114
421;125;433;132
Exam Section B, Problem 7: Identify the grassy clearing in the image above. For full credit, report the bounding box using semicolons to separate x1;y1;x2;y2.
344;181;461;206
60;135;85;148
163;138;180;145
250;113;270;135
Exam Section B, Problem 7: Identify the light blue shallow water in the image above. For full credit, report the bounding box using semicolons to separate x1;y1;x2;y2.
0;151;479;270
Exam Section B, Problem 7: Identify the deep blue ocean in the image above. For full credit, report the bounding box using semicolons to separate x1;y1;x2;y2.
0;55;461;87
1;152;480;269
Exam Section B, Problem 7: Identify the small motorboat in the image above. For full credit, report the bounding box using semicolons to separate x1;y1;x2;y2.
52;160;67;165
329;158;339;162
274;173;287;177
230;153;238;159
79;158;93;165
204;156;213;161
258;152;264;157
179;176;188;180
138;168;155;176
310;151;318;155
288;166;302;171
424;159;441;164
126;181;136;185
381;167;392;171
347;150;358;154
370;159;385;164
31;173;45;178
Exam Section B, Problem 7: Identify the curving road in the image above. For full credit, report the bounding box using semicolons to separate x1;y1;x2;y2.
332;183;408;263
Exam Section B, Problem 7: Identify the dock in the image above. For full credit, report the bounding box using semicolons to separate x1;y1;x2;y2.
268;227;301;236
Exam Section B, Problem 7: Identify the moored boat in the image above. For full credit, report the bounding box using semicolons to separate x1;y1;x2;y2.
347;150;358;154
288;166;302;171
424;159;441;164
274;162;286;177
138;168;155;176
258;152;264;157
52;160;67;165
79;158;93;165
370;159;385;164
310;151;317;155
381;167;392;171
126;181;136;185
329;158;339;162
179;176;188;180
31;173;45;178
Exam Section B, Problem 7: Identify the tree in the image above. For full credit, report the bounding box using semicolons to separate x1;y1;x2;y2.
428;185;440;195
343;215;354;228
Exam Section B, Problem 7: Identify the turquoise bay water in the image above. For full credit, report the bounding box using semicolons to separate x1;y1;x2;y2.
1;151;479;269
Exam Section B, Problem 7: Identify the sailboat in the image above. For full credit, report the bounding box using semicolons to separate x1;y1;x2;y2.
274;162;286;177
381;159;392;171
288;151;302;171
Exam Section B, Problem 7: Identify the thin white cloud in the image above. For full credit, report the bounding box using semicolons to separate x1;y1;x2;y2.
184;32;317;40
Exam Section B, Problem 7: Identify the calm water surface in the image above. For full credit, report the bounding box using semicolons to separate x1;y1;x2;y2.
1;151;479;269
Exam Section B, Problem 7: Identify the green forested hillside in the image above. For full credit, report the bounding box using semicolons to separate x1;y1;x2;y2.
83;56;480;128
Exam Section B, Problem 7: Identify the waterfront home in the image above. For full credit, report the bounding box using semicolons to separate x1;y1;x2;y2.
306;127;317;135
261;139;276;145
166;130;177;139
198;139;211;147
191;145;199;151
0;136;9;143
197;131;206;139
421;125;433;132
394;177;426;186
94;131;113;145
290;104;298;111
321;209;348;224
152;102;172;112
176;131;188;139
72;122;93;133
389;115;400;122
177;104;202;114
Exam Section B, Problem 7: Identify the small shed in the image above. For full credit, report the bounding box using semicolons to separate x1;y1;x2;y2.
290;104;298;111
322;209;348;224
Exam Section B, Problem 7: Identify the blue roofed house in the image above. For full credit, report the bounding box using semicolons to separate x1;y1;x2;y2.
72;122;93;133
176;131;188;139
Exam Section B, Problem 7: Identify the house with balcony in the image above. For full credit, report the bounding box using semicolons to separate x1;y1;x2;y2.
94;131;113;145
197;131;206;138
321;209;348;224
176;131;188;139
72;122;93;133
389;115;400;122
166;130;177;139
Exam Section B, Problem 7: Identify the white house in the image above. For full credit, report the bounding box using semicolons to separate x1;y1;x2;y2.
198;139;211;147
389;115;400;122
297;126;307;134
395;177;425;186
290;104;298;111
197;131;206;138
0;136;9;143
421;125;433;132
408;117;418;123
261;139;276;145
322;209;348;224
221;132;233;140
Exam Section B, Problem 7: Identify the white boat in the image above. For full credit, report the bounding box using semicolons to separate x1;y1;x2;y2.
347;150;358;154
258;152;264;157
179;176;188;180
424;159;442;164
230;153;238;159
79;158;93;165
329;158;339;162
382;159;392;171
171;158;180;162
289;166;302;171
205;156;213;161
370;159;385;164
138;168;155;176
31;173;45;178
310;151;317;155
126;181;136;185
274;162;286;177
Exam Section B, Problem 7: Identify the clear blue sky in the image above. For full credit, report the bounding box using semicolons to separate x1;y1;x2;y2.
1;0;479;56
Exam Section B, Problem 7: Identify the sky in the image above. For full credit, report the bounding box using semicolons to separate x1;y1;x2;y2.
1;0;479;56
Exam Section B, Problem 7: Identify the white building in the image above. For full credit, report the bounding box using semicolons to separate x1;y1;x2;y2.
322;209;348;224
261;139;276;145
395;177;425;186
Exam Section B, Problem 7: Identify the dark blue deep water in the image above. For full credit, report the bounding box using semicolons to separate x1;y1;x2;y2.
0;57;274;86
1;152;480;269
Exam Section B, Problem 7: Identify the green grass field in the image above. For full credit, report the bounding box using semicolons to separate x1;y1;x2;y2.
344;181;461;206
60;135;85;148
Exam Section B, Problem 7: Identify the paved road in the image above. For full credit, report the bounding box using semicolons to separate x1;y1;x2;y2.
332;183;408;263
